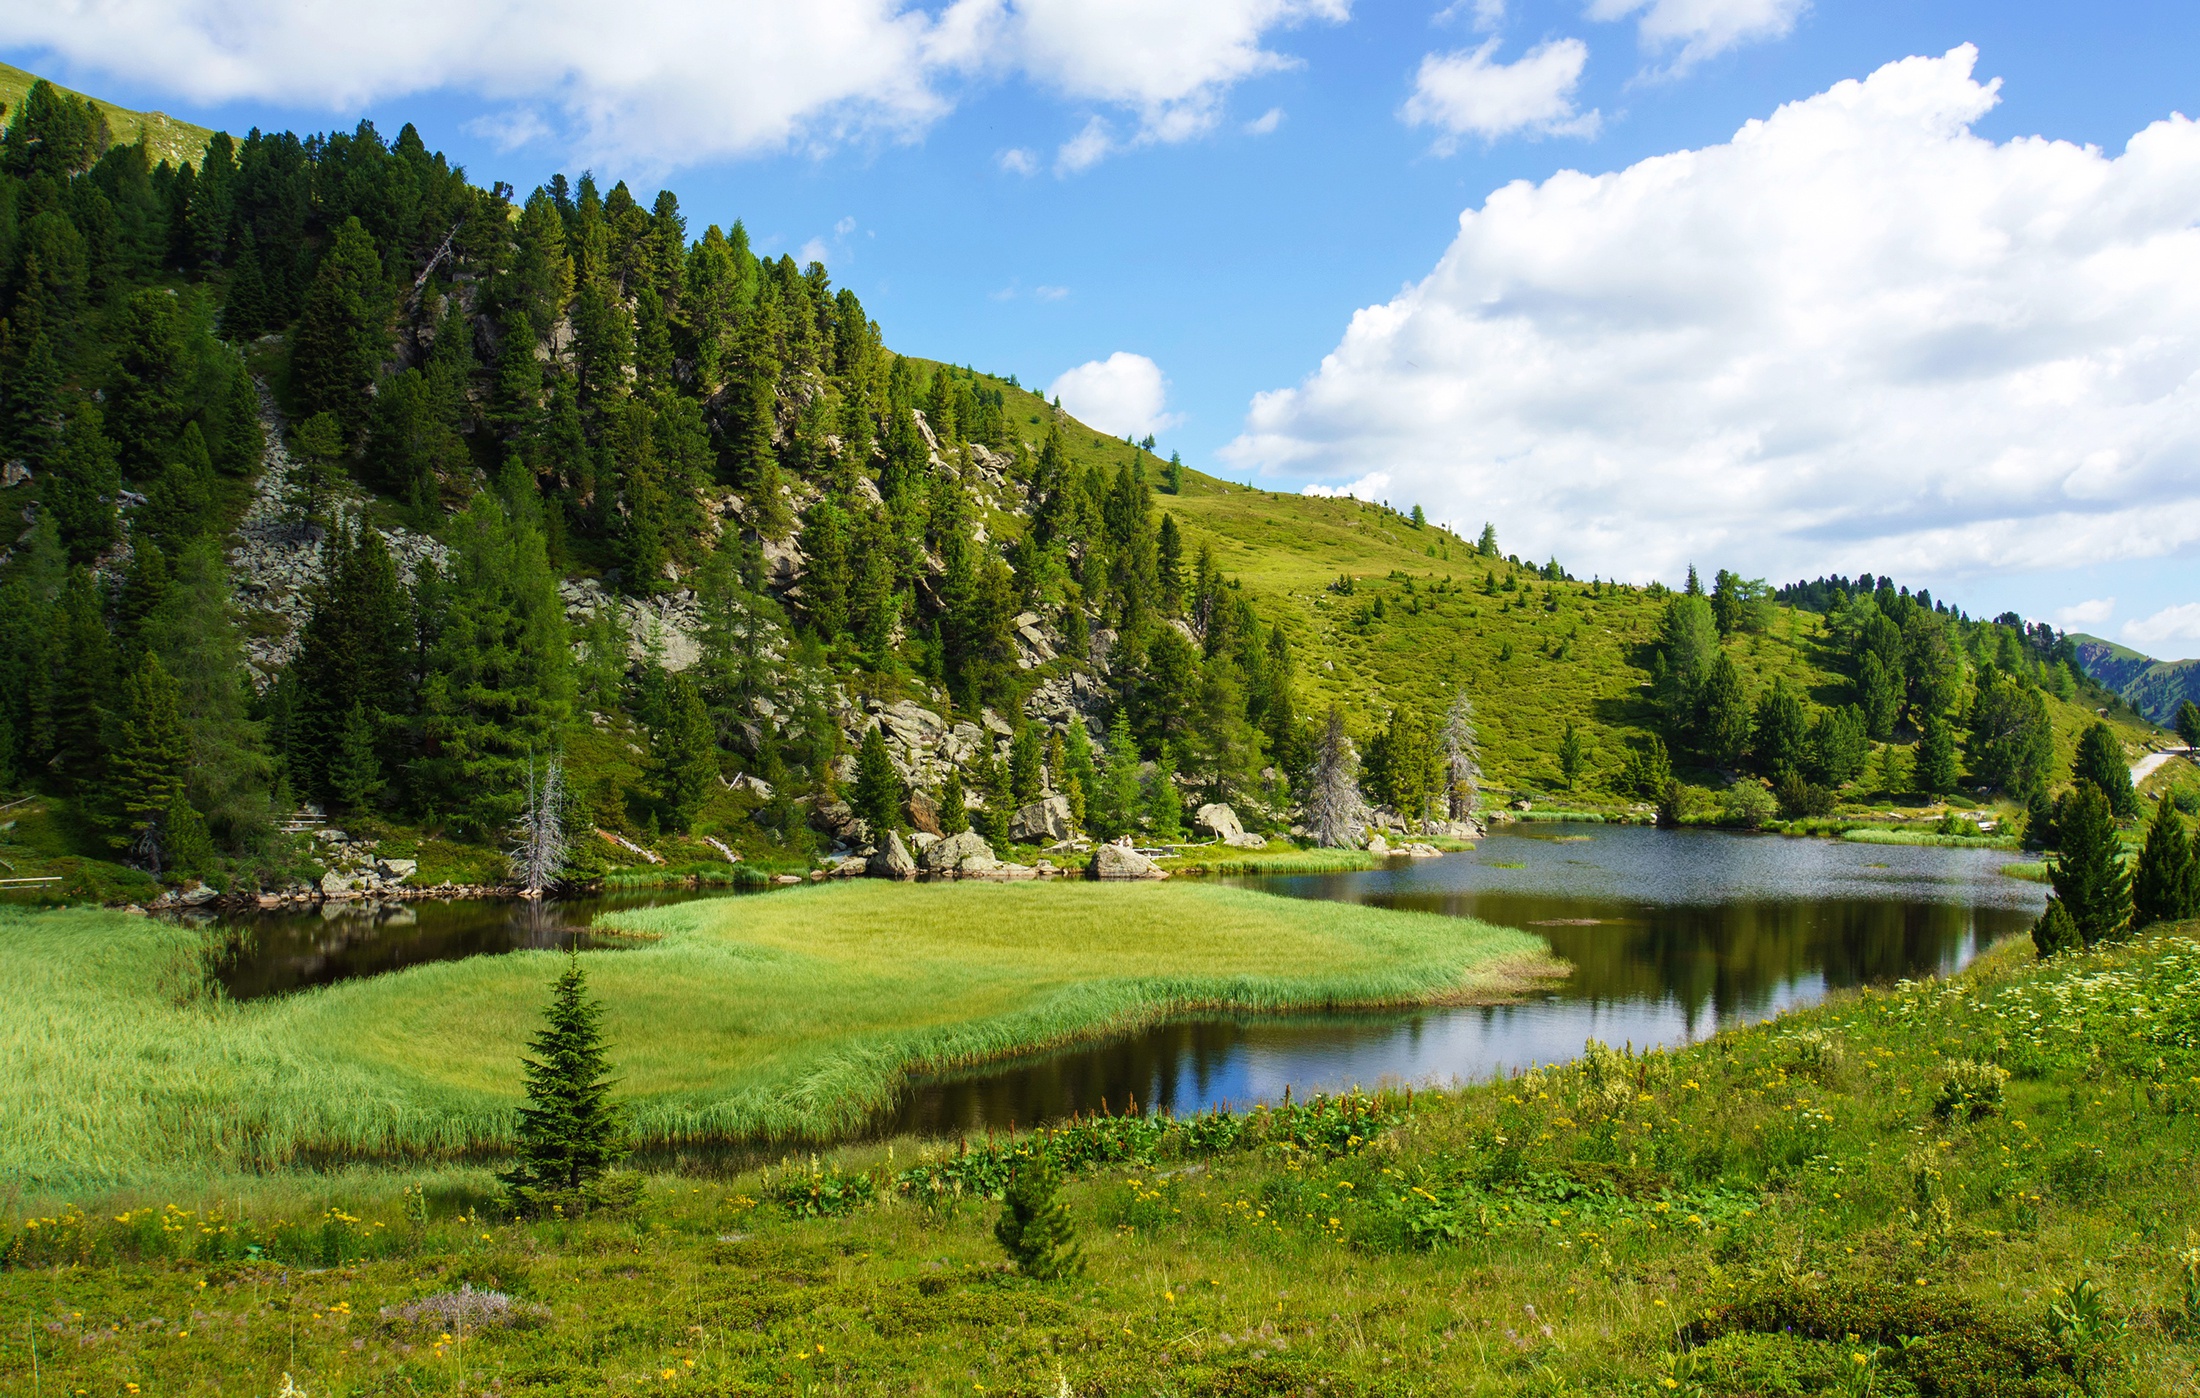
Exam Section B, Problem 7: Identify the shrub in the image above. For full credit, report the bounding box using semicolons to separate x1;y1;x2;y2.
1719;780;1776;829
1932;1058;2009;1122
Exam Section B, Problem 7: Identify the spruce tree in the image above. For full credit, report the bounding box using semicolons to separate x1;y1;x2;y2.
648;672;718;833
141;422;217;556
1009;722;1042;806
501;955;630;1216
2178;700;2200;752
850;725;902;837
2031;899;2081;959
2072;722;2139;818
995;1151;1083;1279
974;746;1012;847
51;571;114;795
2022;785;2057;851
1062;721;1095;829
2131;797;2200;927
329;701;384;813
1306;706;1370;848
1090;712;1142;841
149;539;272;843
1751;679;1808;781
1558;721;1585;791
938;769;971;835
2049;781;2132;946
1696;653;1751;768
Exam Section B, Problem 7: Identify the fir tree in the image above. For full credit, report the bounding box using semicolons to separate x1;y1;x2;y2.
647;672;718;833
501;955;630;1215
994;1151;1082;1280
2131;797;2200;927
2072;722;2139;819
2049;781;2132;946
850;725;902;837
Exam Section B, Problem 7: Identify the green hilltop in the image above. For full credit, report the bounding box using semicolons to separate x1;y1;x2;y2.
0;60;210;170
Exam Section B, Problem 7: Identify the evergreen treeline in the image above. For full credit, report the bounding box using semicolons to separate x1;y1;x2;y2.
0;80;1310;885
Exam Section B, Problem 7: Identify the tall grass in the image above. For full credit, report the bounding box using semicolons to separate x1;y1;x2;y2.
0;885;1555;1189
1841;826;2021;850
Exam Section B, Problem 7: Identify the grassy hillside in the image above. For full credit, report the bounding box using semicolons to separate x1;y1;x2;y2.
0;61;211;169
6;927;2196;1394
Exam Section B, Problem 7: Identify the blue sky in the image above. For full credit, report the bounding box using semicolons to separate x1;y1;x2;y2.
7;1;2200;652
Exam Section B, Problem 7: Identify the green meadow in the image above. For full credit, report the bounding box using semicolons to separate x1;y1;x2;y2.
0;884;1554;1191
5;928;2197;1396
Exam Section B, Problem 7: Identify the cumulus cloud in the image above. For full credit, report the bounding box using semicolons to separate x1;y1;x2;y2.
0;0;1344;169
1223;47;2200;590
1402;38;1598;147
1588;0;1808;74
2123;603;2200;654
1303;472;1392;500
999;147;1041;175
1049;353;1181;438
2054;598;2116;632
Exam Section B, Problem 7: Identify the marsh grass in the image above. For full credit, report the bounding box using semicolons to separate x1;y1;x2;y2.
1842;826;2022;850
0;884;1554;1188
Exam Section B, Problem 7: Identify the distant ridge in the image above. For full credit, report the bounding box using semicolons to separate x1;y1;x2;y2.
0;61;212;169
2068;633;2200;724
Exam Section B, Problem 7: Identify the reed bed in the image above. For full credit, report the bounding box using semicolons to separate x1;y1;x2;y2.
0;884;1555;1189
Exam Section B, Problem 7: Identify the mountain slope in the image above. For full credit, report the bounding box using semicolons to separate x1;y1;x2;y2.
2069;633;2200;725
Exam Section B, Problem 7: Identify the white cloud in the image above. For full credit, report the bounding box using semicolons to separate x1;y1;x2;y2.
834;215;857;235
1587;0;1807;75
1303;472;1392;500
1056;116;1116;173
1246;106;1286;135
797;237;830;265
2054;598;2116;631
0;0;1345;170
2123;603;2200;654
1033;284;1070;301
999;147;1040;175
1049;353;1181;438
1402;38;1599;147
1224;47;2200;590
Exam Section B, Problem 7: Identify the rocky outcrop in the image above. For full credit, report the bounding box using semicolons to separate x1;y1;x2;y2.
922;830;996;874
1010;795;1073;843
1193;802;1267;849
1089;840;1165;880
1366;834;1389;858
868;830;917;880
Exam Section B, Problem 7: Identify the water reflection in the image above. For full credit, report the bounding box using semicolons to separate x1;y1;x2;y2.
203;891;720;999
884;824;2042;1135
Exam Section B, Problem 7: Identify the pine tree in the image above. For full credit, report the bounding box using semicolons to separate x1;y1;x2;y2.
1916;714;1959;796
850;725;902;837
648;672;718;833
2072;722;2139;818
45;400;121;563
290;217;392;441
1156;513;1185;615
1856;651;1903;739
2031;899;2081;959
1558;721;1586;791
1062;721;1095;829
994;1151;1082;1279
141;422;217;556
1145;743;1186;841
51;570;114;795
103;651;189;860
1751;679;1809;781
2178;700;2200;751
292;523;411;804
1009;722;1042;806
2049;781;2132;946
1090;712;1143;841
1618;733;1673;800
2131;797;2200;927
975;745;1012;847
329;701;384;813
0;329;64;468
938;769;971;835
2022;786;2056;851
501;956;630;1216
1696;653;1751;768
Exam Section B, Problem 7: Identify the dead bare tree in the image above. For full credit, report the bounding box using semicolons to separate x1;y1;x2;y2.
508;755;569;897
1442;689;1482;822
1305;707;1370;849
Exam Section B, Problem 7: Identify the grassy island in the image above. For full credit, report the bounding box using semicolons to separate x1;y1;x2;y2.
0;883;1554;1189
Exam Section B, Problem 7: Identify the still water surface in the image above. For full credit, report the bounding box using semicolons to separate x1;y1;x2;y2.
881;823;2042;1135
